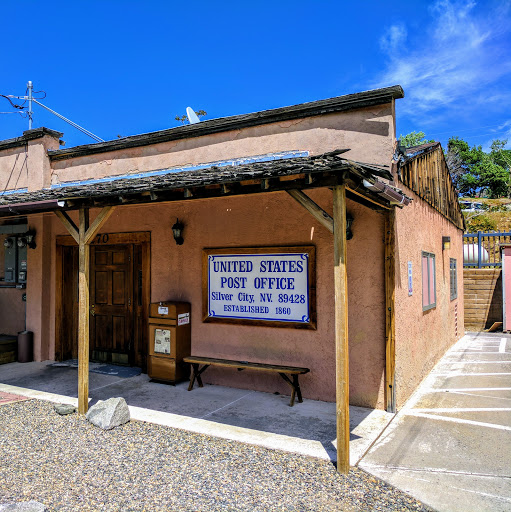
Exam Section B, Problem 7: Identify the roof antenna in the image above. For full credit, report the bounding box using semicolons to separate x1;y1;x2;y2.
186;107;201;125
1;81;104;142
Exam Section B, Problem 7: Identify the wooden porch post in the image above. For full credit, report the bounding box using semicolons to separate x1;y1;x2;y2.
333;184;350;474
78;208;90;414
385;209;396;413
55;206;116;414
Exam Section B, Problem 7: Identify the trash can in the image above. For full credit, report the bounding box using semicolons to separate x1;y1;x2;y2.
17;330;33;363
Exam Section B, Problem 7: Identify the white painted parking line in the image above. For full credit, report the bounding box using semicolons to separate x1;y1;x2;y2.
437;390;511;402
500;338;507;353
413;408;511;413
439;360;511;363
449;351;502;354
432;388;511;391
403;411;511;431
448;486;511;505
434;372;511;376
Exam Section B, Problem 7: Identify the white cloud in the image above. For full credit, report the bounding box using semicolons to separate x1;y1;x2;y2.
375;0;511;119
379;24;407;53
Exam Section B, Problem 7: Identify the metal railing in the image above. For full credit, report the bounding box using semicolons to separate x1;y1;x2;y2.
463;231;511;268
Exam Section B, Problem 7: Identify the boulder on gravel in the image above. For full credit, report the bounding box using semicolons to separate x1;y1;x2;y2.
54;403;76;415
0;501;48;511
86;397;130;430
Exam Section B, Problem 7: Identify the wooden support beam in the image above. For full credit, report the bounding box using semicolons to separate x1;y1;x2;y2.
332;184;350;474
346;185;391;210
261;179;270;190
55;206;116;415
287;189;333;233
385;209;396;413
54;211;79;244
84;206;116;244
184;188;193;198
77;208;90;414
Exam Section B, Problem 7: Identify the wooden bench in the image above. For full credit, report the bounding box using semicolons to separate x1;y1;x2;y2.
183;356;310;407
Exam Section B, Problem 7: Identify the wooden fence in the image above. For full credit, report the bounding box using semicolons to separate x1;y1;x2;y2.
463;231;511;268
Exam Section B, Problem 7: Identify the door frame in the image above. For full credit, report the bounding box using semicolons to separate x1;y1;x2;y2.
55;231;151;370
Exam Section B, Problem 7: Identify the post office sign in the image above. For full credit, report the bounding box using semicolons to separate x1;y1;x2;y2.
202;246;316;328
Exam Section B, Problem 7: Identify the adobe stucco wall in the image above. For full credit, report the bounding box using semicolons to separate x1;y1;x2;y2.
49;105;394;185
0;99;397;407
0;134;60;193
394;193;464;408
23;189;388;408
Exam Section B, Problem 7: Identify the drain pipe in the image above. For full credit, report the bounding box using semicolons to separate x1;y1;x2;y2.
362;179;410;206
0;199;66;216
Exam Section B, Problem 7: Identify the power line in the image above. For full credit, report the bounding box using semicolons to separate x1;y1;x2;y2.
1;81;104;142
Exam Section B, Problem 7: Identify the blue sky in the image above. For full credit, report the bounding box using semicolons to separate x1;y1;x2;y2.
1;0;510;151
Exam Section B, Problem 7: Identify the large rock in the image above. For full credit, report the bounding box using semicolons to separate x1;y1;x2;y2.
0;502;48;511
85;397;130;430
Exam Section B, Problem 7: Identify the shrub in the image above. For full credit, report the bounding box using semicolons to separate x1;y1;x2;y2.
465;214;498;232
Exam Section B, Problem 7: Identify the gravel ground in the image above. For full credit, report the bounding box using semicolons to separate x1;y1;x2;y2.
0;400;433;512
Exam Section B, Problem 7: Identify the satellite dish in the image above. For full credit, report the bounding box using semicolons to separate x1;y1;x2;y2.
186;107;200;124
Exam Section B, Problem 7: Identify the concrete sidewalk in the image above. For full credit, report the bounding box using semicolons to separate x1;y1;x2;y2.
359;332;511;512
0;359;392;467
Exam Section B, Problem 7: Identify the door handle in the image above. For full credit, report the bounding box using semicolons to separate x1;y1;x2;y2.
90;305;95;316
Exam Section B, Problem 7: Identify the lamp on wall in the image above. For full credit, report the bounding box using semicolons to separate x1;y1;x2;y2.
17;232;36;249
172;218;184;245
346;213;354;240
442;236;451;250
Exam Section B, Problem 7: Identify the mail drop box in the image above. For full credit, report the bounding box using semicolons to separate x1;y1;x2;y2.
148;301;191;383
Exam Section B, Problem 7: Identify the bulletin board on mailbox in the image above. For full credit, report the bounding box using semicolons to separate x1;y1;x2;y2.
202;246;316;329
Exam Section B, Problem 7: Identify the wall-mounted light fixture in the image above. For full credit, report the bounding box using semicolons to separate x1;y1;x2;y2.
442;236;451;250
172;218;184;245
346;213;354;240
3;237;14;249
17;232;36;249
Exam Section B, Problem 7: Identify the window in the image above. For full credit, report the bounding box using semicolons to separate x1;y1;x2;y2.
450;258;457;300
422;252;436;311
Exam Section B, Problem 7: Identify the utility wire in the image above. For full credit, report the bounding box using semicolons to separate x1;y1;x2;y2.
12;146;28;191
2;88;103;142
32;99;104;142
1;151;21;196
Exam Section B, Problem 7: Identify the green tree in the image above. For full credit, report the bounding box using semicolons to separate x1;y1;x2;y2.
447;137;510;198
398;131;435;148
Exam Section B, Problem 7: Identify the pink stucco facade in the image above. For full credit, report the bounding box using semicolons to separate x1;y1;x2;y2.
49;106;394;187
503;246;511;332
0;90;465;410
393;182;465;407
23;190;386;407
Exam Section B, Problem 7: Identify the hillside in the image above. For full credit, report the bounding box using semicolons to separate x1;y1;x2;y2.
461;198;511;233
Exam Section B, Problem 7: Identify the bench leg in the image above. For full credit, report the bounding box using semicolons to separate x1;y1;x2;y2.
278;373;303;407
293;374;303;404
187;363;210;391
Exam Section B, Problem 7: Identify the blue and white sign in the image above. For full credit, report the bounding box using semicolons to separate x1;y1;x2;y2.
204;248;314;325
408;261;413;296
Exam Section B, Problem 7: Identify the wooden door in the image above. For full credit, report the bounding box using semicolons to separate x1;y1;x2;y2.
59;245;79;360
90;245;133;364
